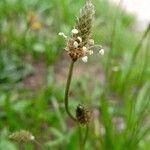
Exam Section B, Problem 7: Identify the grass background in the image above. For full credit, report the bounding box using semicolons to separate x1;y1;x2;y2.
0;0;150;149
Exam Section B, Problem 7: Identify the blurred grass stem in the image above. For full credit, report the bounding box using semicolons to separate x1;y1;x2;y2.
131;23;150;62
105;0;122;78
78;124;89;150
122;23;150;92
82;125;89;149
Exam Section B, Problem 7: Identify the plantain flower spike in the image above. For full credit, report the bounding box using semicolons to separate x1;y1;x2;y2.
9;130;35;143
59;0;104;62
76;104;92;124
67;0;95;61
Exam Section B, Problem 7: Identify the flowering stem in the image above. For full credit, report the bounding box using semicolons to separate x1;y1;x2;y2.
18;143;24;150
78;125;82;149
78;124;89;150
64;60;77;121
82;124;89;148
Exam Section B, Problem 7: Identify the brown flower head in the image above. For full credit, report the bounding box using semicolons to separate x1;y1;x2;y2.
76;104;92;124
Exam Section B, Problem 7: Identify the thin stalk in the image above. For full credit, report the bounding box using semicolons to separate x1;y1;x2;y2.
122;23;150;92
78;125;83;150
143;33;150;70
82;124;89;149
33;139;42;150
105;0;122;78
78;124;89;150
64;60;77;121
65;60;89;149
18;143;24;150
139;32;150;81
131;23;150;62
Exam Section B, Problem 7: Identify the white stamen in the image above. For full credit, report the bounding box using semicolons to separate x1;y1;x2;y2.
99;49;104;55
30;135;35;140
73;41;79;48
77;37;82;43
88;2;93;7
58;32;67;38
89;45;102;50
88;39;94;45
65;47;69;51
88;50;93;55
82;56;88;63
82;46;88;54
72;28;79;34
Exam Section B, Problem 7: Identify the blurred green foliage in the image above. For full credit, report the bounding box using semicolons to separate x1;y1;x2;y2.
0;0;150;149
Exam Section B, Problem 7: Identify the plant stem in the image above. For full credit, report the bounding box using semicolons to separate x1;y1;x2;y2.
64;60;77;121
82;124;89;149
78;124;89;150
65;60;89;149
105;0;122;78
121;23;150;92
131;23;150;62
78;125;83;150
18;143;24;150
139;33;150;82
